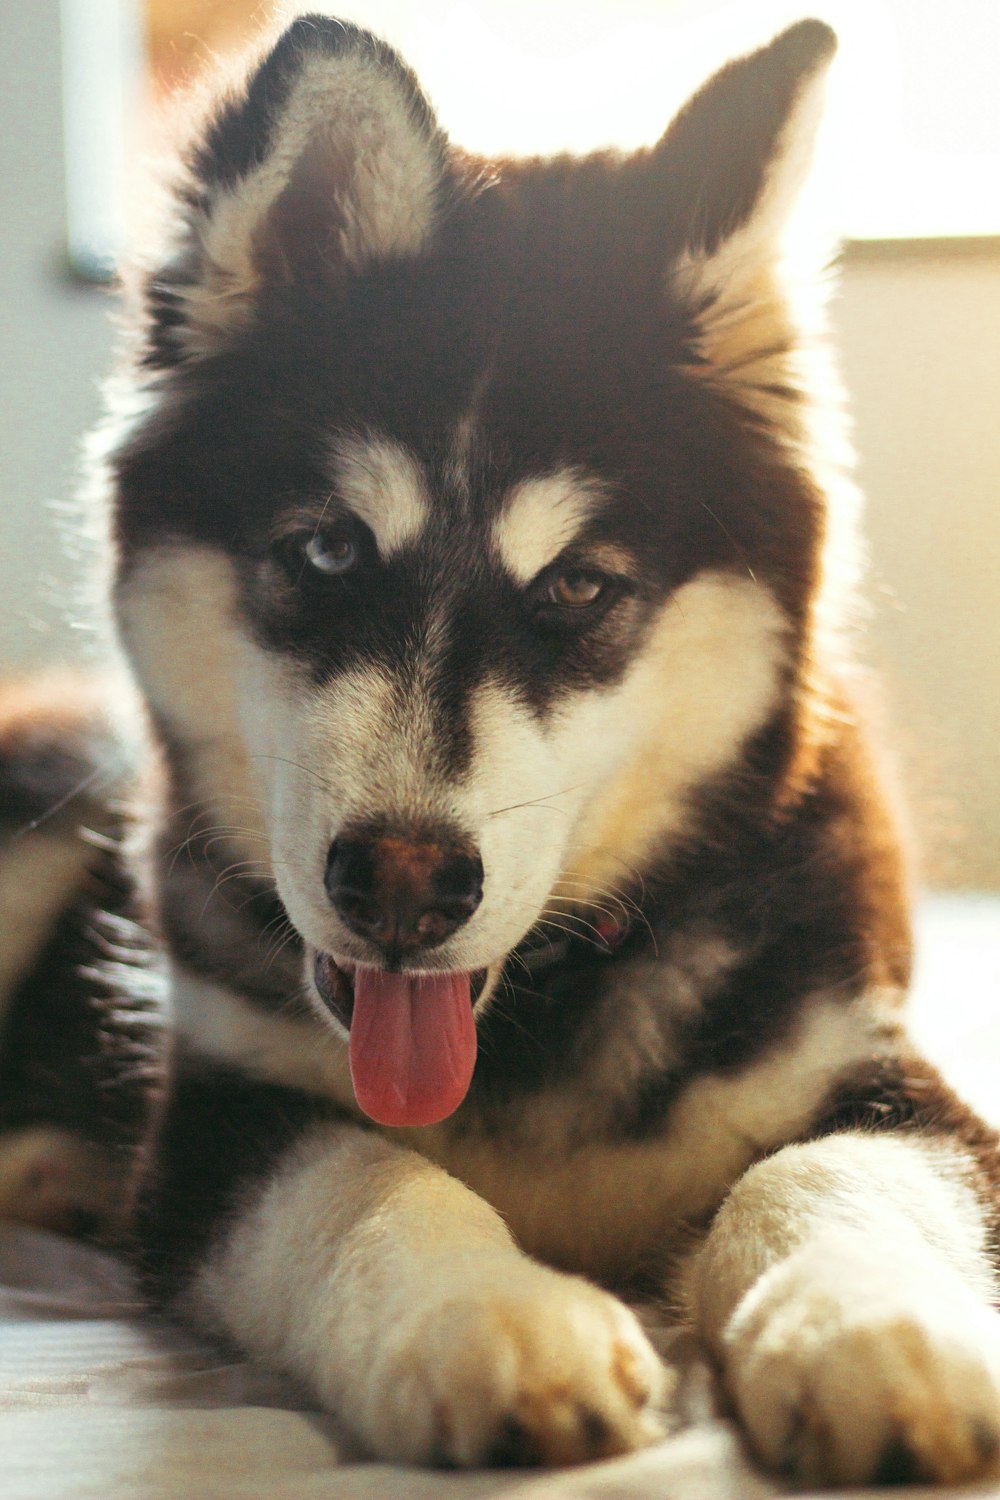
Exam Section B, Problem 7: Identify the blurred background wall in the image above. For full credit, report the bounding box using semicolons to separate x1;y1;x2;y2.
0;0;997;888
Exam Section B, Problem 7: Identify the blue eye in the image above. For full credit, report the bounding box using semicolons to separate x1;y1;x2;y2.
304;533;357;575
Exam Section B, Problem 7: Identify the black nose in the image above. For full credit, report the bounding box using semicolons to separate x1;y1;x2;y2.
325;827;484;955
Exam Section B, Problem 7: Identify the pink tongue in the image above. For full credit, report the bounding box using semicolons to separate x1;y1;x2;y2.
348;968;477;1127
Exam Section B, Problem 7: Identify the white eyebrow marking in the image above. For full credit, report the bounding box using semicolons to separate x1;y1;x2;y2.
329;436;429;557
492;471;606;584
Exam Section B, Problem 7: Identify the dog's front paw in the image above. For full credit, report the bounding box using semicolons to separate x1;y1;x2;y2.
723;1235;1000;1486
360;1263;668;1467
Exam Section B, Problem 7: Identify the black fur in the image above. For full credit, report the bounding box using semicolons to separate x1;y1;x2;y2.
0;686;165;1238
132;1057;335;1301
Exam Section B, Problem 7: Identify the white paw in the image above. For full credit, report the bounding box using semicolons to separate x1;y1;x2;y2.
723;1235;1000;1485
357;1262;669;1467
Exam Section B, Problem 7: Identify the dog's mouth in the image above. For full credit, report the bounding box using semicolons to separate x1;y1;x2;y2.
314;952;487;1129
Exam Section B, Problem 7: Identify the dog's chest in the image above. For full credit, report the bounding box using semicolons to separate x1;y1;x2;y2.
399;994;877;1281
411;1127;727;1281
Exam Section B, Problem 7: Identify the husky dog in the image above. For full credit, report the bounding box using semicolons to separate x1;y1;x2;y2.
4;13;1000;1486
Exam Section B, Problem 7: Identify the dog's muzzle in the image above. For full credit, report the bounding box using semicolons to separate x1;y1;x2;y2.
324;825;483;963
315;823;486;1130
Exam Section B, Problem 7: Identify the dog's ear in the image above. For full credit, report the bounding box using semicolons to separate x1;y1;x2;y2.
657;19;836;267
145;16;446;364
655;20;837;414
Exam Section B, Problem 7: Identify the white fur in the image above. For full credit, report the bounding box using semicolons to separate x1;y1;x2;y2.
181;46;439;354
688;1133;1000;1484
115;547;270;866
328;434;429;557
192;1123;666;1465
492;472;606;584
555;571;789;904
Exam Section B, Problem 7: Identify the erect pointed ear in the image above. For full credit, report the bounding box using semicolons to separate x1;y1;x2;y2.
145;16;447;364
655;20;838;412
657;19;836;266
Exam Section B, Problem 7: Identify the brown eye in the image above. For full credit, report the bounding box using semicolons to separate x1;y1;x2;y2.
546;568;606;608
304;532;357;575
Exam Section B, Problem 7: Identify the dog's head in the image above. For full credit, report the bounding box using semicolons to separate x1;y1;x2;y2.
110;15;844;1124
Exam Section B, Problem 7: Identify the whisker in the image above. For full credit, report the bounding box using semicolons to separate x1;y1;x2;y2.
210;864;275;903
260;920;300;973
200;829;269;862
164;815;269;876
248;754;336;794
548;879;636;922
11;761;117;841
487;785;581;819
558;844;651;907
549;876;633;908
546;896;625;933
543;910;608;946
168;793;262;820
695;498;758;579
548;875;659;959
201;860;275;917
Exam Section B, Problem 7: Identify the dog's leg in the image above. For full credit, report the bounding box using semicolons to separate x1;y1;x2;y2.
686;1131;1000;1485
0;681;164;1241
191;1122;667;1466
